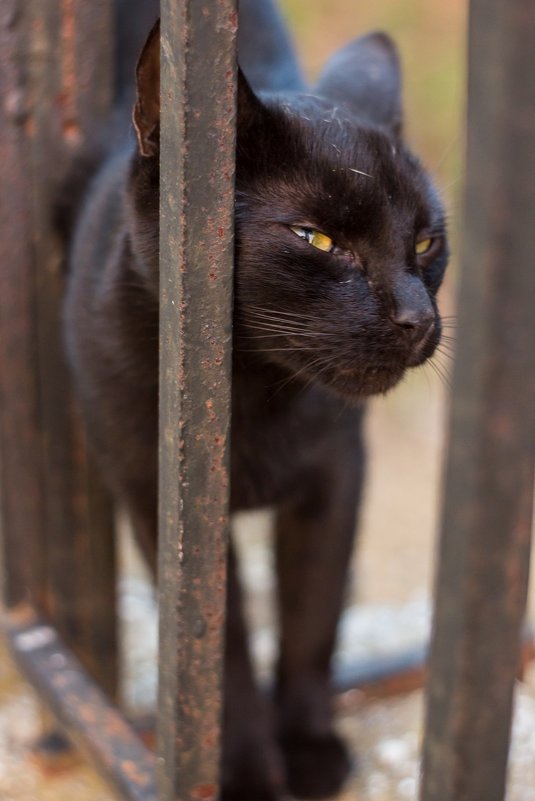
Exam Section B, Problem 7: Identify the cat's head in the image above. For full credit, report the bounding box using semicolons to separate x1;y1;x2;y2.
234;34;448;398
133;25;448;399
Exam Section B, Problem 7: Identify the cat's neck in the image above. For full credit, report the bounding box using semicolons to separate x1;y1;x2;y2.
231;349;355;419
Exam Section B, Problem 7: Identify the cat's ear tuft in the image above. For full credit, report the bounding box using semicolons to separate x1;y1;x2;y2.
133;19;160;157
237;67;265;131
315;32;403;136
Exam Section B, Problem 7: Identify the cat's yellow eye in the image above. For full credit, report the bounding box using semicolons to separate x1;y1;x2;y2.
290;226;334;253
415;237;433;256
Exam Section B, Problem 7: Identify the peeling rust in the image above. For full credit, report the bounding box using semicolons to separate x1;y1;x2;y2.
59;0;80;145
191;783;218;800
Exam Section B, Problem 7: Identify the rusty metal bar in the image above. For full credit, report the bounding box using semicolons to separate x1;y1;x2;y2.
0;0;118;695
29;0;118;697
5;608;156;801
158;1;238;798
420;1;535;799
0;0;48;612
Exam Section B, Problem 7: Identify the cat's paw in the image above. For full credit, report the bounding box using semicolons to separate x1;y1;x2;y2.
220;781;285;801
221;754;286;801
279;731;352;799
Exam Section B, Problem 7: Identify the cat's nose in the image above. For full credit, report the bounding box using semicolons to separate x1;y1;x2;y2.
390;307;435;343
390;275;435;343
391;306;433;331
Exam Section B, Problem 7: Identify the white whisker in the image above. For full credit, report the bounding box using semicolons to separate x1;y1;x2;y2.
348;168;373;178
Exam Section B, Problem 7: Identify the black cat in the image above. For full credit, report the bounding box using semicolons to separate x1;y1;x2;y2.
63;1;448;799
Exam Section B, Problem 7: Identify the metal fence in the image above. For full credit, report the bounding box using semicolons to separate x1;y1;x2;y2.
0;1;533;800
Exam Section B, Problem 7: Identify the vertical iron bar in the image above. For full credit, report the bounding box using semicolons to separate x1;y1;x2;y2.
0;0;118;697
158;2;237;799
0;0;48;611
29;0;117;697
420;1;535;800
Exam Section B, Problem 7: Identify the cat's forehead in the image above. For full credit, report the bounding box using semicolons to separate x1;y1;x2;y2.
271;95;424;198
268;92;375;152
267;91;410;178
277;93;357;128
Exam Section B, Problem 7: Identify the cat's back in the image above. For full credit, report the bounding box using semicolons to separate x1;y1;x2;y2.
64;146;135;370
63;143;159;501
68;148;132;286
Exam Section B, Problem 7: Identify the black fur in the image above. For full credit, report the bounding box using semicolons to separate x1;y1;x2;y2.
62;2;448;798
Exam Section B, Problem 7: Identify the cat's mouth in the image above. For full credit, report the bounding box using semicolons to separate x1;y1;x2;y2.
405;329;439;367
243;312;442;399
330;363;407;397
314;326;441;398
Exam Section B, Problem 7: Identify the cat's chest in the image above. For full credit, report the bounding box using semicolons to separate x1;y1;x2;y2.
229;369;360;511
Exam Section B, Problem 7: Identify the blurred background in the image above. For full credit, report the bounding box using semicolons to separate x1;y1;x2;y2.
1;1;534;800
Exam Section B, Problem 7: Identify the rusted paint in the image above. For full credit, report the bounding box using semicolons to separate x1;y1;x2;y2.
158;1;237;798
59;0;80;144
5;610;156;801
420;1;535;799
30;730;81;776
191;784;219;800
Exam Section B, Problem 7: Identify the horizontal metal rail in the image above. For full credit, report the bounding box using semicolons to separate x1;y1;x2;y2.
4;608;156;801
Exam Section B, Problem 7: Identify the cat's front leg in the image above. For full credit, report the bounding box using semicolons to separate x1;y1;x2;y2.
222;543;286;801
275;426;365;799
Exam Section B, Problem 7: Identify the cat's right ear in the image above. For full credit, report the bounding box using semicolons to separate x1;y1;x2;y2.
133;19;160;157
315;33;403;136
237;67;265;132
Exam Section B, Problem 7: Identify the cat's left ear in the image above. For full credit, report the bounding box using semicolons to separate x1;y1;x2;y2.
237;66;266;131
133;19;160;157
314;33;402;137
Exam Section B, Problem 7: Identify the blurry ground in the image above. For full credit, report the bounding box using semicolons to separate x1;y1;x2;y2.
2;1;535;800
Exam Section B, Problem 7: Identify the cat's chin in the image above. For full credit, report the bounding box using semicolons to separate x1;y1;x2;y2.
321;343;440;399
315;364;407;400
